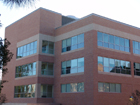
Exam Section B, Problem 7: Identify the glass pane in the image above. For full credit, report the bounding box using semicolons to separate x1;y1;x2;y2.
104;57;109;67
31;42;34;50
31;84;36;92
72;36;77;45
109;58;115;68
126;61;130;68
62;62;66;70
23;45;26;52
98;41;103;46
104;67;109;72
133;41;135;49
104;83;109;92
110;83;116;92
62;40;66;48
78;57;84;67
98;32;103;41
135;63;140;69
61;84;66;93
121;60;126;69
71;59;77;68
98;56;103;65
120;38;124;46
135;41;139;49
78;33;84;43
98;82;103;92
109;35;114;44
115;60;120;67
77;82;84;92
125;39;129;47
49;42;54;50
27;44;30;51
71;83;77;92
116;84;121;93
66;84;71;92
67;38;71;47
104;33;108;42
42;41;48;53
34;41;37;48
115;36;119;45
66;60;71;67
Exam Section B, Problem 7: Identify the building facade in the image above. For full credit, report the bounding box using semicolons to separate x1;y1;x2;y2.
2;7;140;105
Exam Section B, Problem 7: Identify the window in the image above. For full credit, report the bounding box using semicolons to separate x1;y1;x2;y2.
62;33;84;52
97;32;130;52
14;84;35;98
98;56;131;74
61;82;84;93
17;41;37;58
15;62;36;78
41;84;53;98
134;62;140;76
133;41;140;55
41;62;54;76
61;57;84;75
98;82;121;93
42;40;54;54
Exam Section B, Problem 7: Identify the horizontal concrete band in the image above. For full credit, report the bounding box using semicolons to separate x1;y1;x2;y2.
3;103;27;105
17;23;140;47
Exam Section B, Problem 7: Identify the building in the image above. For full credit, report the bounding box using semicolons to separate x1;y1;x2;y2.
2;7;140;105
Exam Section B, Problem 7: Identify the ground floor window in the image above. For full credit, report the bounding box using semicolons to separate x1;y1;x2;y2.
41;84;53;98
14;84;35;98
98;82;121;93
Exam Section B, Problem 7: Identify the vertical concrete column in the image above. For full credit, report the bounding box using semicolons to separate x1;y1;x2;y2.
36;83;41;98
37;34;40;54
38;61;42;76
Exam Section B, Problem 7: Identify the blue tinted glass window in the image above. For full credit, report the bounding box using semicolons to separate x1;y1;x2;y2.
98;56;131;75
115;36;119;45
120;38;124;46
17;41;37;59
62;34;84;52
109;35;114;44
97;32;130;52
98;32;103;41
61;57;84;75
133;41;140;55
16;62;36;78
104;33;108;42
125;39;129;47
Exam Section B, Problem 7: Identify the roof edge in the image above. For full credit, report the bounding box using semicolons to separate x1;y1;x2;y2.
56;13;140;30
6;7;62;28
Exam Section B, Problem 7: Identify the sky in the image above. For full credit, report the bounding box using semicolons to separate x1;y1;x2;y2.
1;0;140;40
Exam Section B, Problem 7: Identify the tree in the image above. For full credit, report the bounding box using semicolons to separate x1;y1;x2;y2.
0;0;38;7
0;38;13;104
128;90;140;105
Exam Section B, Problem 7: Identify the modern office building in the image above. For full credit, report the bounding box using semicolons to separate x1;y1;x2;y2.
2;7;140;105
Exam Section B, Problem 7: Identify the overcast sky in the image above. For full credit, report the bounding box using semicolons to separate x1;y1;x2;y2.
1;0;140;39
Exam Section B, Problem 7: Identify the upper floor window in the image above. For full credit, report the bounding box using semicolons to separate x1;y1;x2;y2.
42;40;54;54
98;56;131;74
41;62;53;76
133;41;140;55
41;84;53;98
14;84;36;98
134;62;140;76
61;82;84;93
97;32;130;52
61;57;84;75
15;62;36;78
98;82;121;93
62;33;84;52
17;41;37;58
